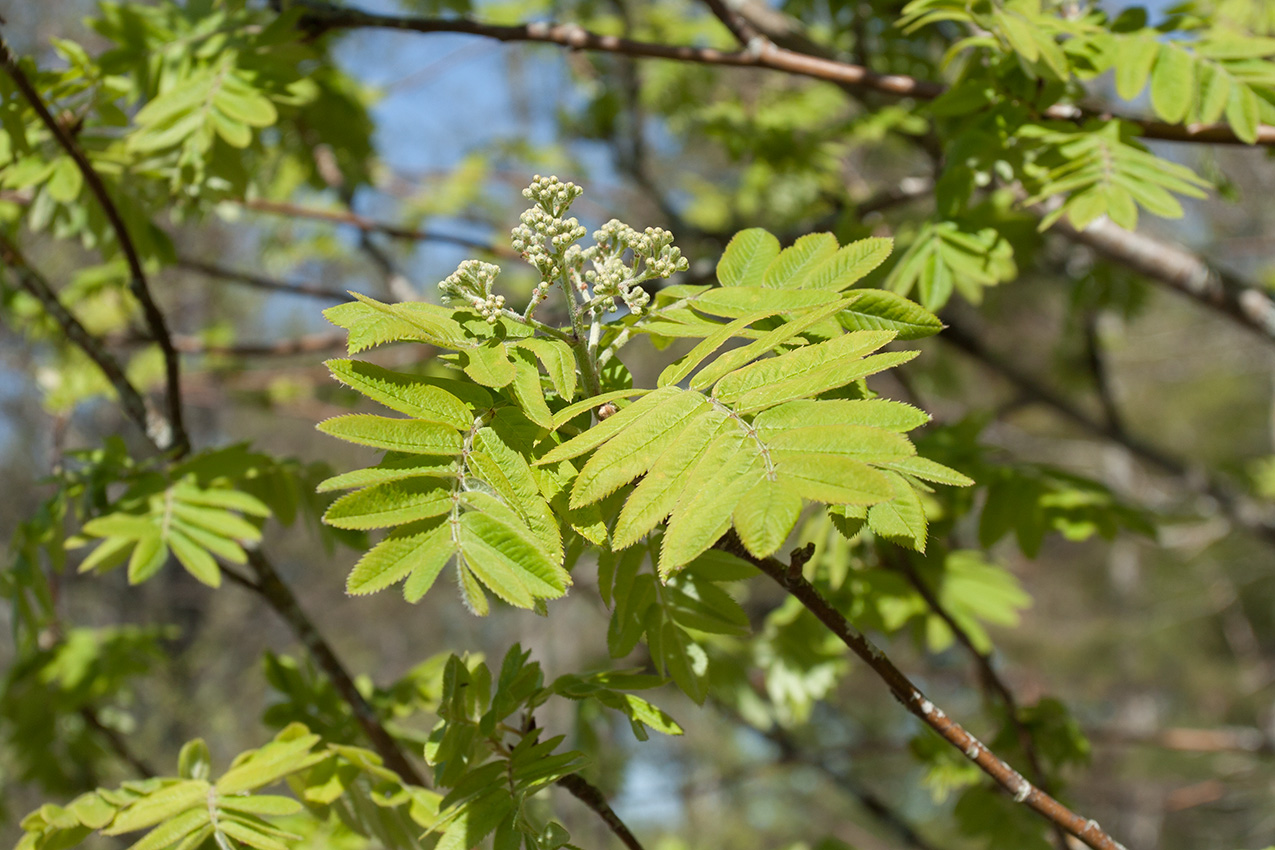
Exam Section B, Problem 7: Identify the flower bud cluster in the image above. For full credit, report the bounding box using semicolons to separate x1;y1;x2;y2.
438;259;507;323
581;220;688;315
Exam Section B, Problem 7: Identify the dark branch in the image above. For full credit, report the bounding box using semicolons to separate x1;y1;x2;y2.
0;235;169;453
0;34;189;456
718;536;1129;850
81;707;157;779
556;773;646;850
234;197;517;258
244;549;426;786
939;316;1275;550
290;1;1275;147
1055;216;1275;346
888;552;1068;850
176;258;350;302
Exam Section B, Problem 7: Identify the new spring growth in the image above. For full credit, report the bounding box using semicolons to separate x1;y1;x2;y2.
508;175;688;317
439;259;506;323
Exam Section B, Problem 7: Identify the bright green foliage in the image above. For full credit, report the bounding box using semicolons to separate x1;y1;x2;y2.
14;725;436;850
317;182;965;623
8;0;1269;844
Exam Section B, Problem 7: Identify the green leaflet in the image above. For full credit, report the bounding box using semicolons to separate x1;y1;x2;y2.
659;435;761;575
837;290;943;339
570;391;710;508
732;479;804;558
802;237;893;290
885;456;974;486
325;360;473;429
657;308;784;388
105;782;209;834
688;295;858;391
730;350;918;413
348;521;453;598
326;294;467;351
508;348;554;428
763;424;915;461
762;233;839;288
1150;44;1195;125
771;451;893;504
516;337;577;400
316;456;458;493
549;388;650;429
458;508;568;605
719;331;897;407
612;411;731;550
323;480;453;530
167;529;221;587
317;415;463;455
460;342;517;388
691;287;841;319
866;470;929;552
753;399;930;432
716;227;780;287
1116;33;1159;101
538;387;681;465
469;428;562;561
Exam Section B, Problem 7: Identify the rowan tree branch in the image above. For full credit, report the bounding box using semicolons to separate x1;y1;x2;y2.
555;773;646;850
289;1;1275;147
0;34;189;456
717;536;1129;850
80;707;157;779
0;235;170;453
1053;215;1275;345
888;552;1068;850
244;548;427;787
939;316;1275;550
233;197;517;258
176;257;350;302
761;726;942;850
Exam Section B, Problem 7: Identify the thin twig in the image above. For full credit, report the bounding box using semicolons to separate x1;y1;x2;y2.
290;1;1275;147
719;536;1129;850
939;317;1275;549
176;258;350;302
233;197;518;258
1081;310;1126;436
888;552;1068;850
244;549;426;786
80;707;157;779
761;725;942;850
0;34;189;456
1054;215;1275;346
556;773;645;850
0;235;169;453
700;0;760;47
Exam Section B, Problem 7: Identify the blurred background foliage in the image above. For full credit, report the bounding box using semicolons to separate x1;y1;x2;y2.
3;0;1275;849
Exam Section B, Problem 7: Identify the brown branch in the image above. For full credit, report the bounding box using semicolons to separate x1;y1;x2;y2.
1054;215;1275;346
720;537;1128;850
171;332;350;357
1090;725;1275;757
556;773;645;850
0;34;189;456
233;197;517;258
290;1;1275;147
80;707;156;779
699;0;760;47
939;317;1275;550
0;235;170;453
244;549;426;786
759;725;942;850
888;553;1068;850
176;258;350;302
